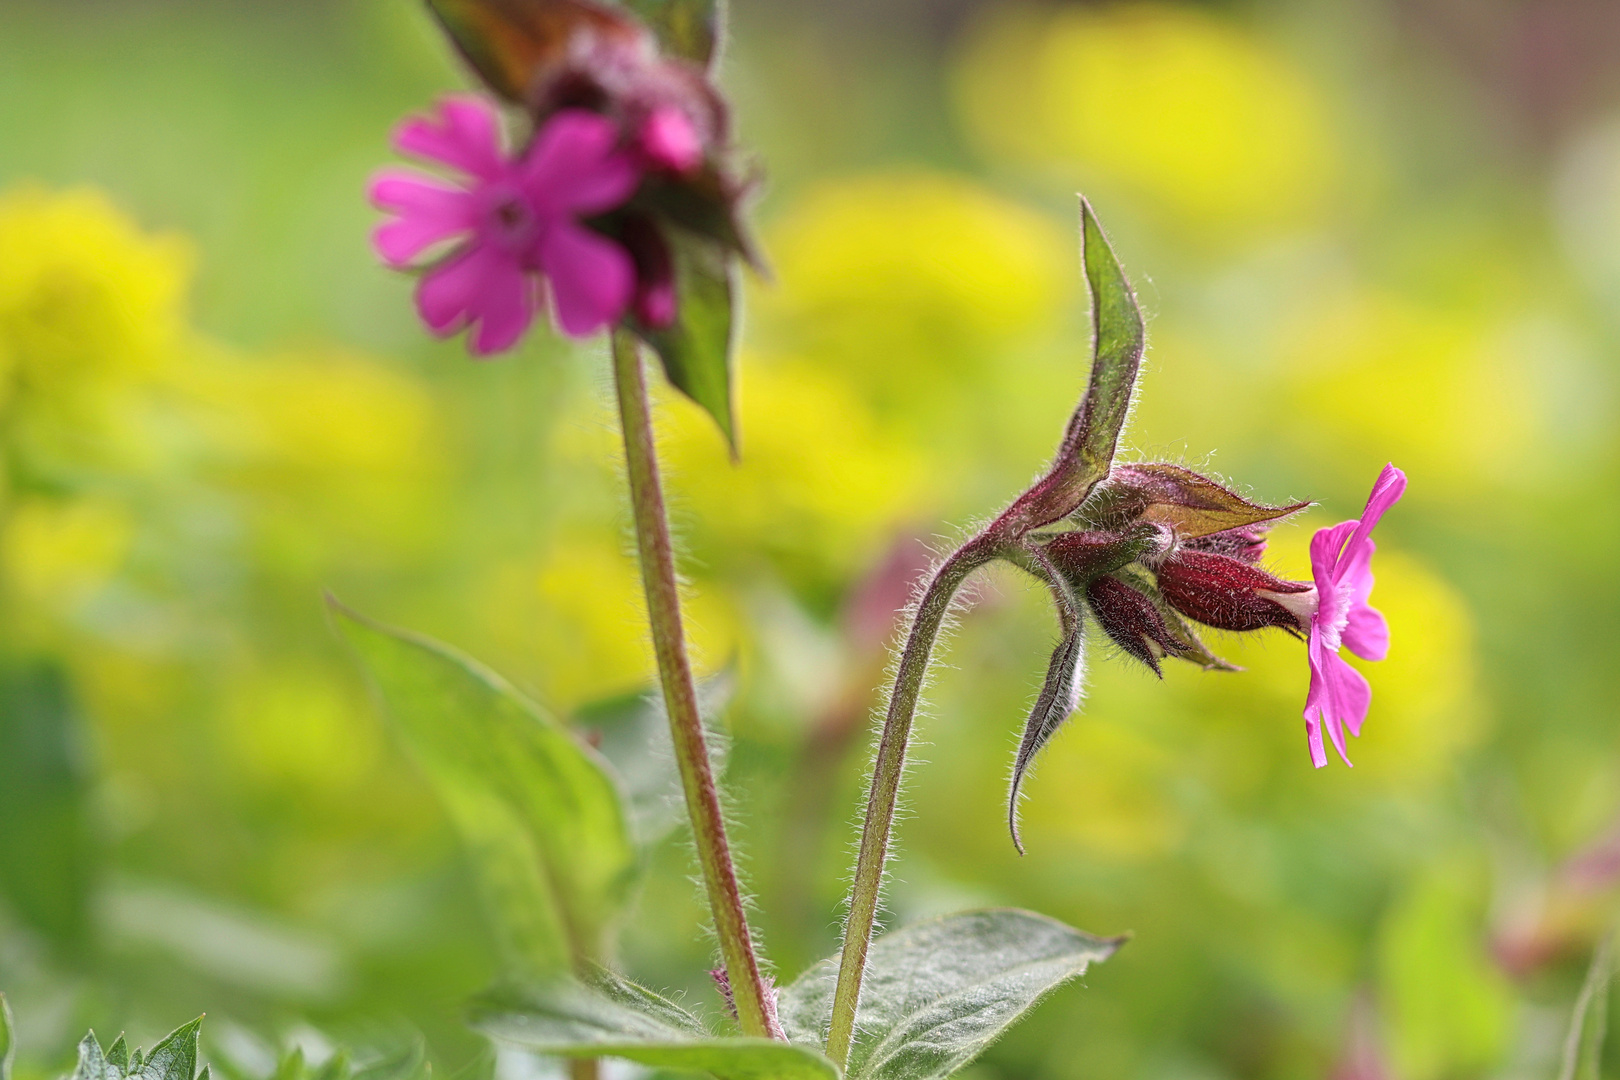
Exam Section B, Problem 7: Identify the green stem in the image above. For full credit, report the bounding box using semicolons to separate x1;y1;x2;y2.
567;1061;599;1080
611;330;777;1039
825;541;994;1066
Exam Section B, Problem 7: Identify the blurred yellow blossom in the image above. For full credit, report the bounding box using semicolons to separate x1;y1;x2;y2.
1;496;133;613
760;171;1069;412
659;357;933;592
0;187;193;478
954;3;1338;237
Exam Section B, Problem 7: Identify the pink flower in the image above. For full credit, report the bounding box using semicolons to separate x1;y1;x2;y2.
1302;464;1408;767
369;97;642;353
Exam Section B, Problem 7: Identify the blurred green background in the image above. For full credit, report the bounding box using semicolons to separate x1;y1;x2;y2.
2;0;1620;1078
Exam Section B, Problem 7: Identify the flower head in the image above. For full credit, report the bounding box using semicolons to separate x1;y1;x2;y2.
369;97;641;353
1301;463;1407;768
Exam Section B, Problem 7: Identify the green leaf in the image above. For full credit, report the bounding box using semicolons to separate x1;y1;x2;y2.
1071;198;1145;480
638;231;736;451
619;0;718;66
1000;199;1144;531
138;1019;202;1080
426;0;645;103
471;970;840;1080
0;992;13;1080
73;1020;203;1080
778;909;1123;1080
331;599;637;974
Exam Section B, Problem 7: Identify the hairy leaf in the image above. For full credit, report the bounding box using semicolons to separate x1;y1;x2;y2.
1007;630;1084;855
638;231;736;450
332;600;636;974
778;909;1124;1080
1085;463;1307;539
999;198;1144;532
426;0;644;103
0;993;12;1080
620;0;719;65
472;971;839;1080
137;1018;203;1080
74;1019;203;1080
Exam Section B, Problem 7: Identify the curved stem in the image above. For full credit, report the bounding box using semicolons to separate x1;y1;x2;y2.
825;540;995;1066
611;330;777;1039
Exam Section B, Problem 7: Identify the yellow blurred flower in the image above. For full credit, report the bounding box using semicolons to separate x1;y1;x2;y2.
1021;712;1186;861
954;3;1338;237
1;495;133;613
0;187;193;478
760;171;1069;412
658;357;933;590
479;531;741;710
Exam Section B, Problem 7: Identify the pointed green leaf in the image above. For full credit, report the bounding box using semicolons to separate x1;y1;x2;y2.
137;1017;202;1080
73;1034;118;1080
639;232;736;451
1071;199;1145;479
472;971;839;1080
778;910;1123;1080
332;600;637;974
104;1038;129;1074
0;993;13;1080
999;199;1145;531
426;0;645;103
620;0;718;66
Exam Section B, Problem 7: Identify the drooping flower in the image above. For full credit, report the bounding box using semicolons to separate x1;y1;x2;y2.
1298;463;1407;768
368;97;641;353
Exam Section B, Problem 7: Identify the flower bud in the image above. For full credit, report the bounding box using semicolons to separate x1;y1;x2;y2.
1156;550;1312;634
1086;574;1181;676
1183;525;1270;563
1043;524;1172;583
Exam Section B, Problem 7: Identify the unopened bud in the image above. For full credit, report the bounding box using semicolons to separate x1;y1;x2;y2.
1044;524;1171;583
1086;575;1181;676
1156;550;1312;634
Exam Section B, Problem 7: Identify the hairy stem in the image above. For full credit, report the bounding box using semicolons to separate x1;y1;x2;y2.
826;541;995;1066
611;331;777;1039
568;1061;599;1080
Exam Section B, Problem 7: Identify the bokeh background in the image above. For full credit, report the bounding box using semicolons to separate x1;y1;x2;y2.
2;1;1620;1078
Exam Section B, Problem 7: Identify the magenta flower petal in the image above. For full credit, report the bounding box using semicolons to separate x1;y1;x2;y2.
393;96;506;181
416;245;500;334
540;220;635;337
1341;464;1407;571
1299;463;1406;768
1342;605;1390;662
640;106;703;173
369;172;478;266
467;267;537;356
523;110;642;215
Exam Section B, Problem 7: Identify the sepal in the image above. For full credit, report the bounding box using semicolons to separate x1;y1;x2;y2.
1080;463;1307;540
1086;574;1180;676
1156;550;1312;634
